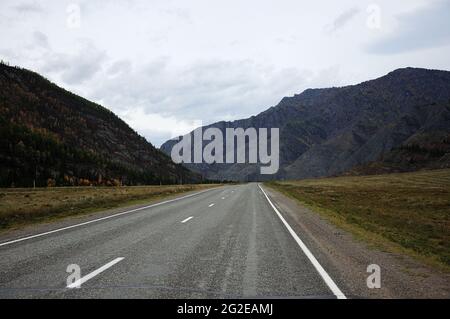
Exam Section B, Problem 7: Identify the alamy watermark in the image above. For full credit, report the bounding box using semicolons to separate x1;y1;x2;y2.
366;4;382;30
171;127;279;174
66;264;81;288
66;3;81;29
366;264;381;289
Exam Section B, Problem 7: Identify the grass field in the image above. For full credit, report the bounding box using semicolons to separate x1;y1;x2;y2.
0;184;218;231
267;169;450;270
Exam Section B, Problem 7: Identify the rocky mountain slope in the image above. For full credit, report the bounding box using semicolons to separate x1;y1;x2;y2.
161;67;450;181
0;62;201;187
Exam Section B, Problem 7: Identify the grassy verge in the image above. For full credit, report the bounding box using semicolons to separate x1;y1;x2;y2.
0;184;219;231
266;169;450;271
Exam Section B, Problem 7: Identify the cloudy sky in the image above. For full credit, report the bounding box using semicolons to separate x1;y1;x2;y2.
1;0;450;146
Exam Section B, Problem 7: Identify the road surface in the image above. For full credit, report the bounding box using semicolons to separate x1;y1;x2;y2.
0;183;346;299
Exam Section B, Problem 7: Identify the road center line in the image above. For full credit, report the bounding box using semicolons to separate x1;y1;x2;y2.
209;203;215;207
181;216;193;223
258;184;347;299
67;257;124;288
0;187;220;248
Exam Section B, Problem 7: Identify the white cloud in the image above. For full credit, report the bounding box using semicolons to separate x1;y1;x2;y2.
32;31;50;49
39;40;107;85
1;0;449;147
121;108;204;146
325;7;361;34
366;0;450;54
12;1;43;14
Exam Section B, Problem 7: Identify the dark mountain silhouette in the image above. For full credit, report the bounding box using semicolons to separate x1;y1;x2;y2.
0;62;201;187
161;67;450;181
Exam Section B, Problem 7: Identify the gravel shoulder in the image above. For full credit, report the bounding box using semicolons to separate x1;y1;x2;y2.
263;185;450;298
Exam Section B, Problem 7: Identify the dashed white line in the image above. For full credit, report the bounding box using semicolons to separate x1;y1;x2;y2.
181;216;193;223
0;187;220;248
221;197;225;200
208;203;215;207
258;184;347;299
67;257;124;288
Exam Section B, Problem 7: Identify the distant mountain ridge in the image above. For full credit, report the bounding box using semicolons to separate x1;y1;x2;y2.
161;67;450;181
0;62;201;187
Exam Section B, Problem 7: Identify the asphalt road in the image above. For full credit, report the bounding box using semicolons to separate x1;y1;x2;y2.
0;183;346;299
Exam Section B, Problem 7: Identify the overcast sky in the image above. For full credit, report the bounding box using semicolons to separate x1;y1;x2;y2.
1;0;450;146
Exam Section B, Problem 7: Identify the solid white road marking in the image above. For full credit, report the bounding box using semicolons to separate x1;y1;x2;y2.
67;257;124;288
0;187;220;248
258;184;347;299
209;203;215;207
181;216;193;223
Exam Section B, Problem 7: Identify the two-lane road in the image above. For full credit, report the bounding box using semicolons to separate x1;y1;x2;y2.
0;183;345;299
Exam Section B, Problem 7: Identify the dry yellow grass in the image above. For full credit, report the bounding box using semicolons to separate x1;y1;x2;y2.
0;184;218;230
267;169;450;269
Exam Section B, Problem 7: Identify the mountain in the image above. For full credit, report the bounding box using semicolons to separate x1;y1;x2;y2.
346;130;450;175
160;67;450;181
0;62;201;187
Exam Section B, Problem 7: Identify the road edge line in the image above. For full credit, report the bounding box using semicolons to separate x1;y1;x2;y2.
258;184;347;299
